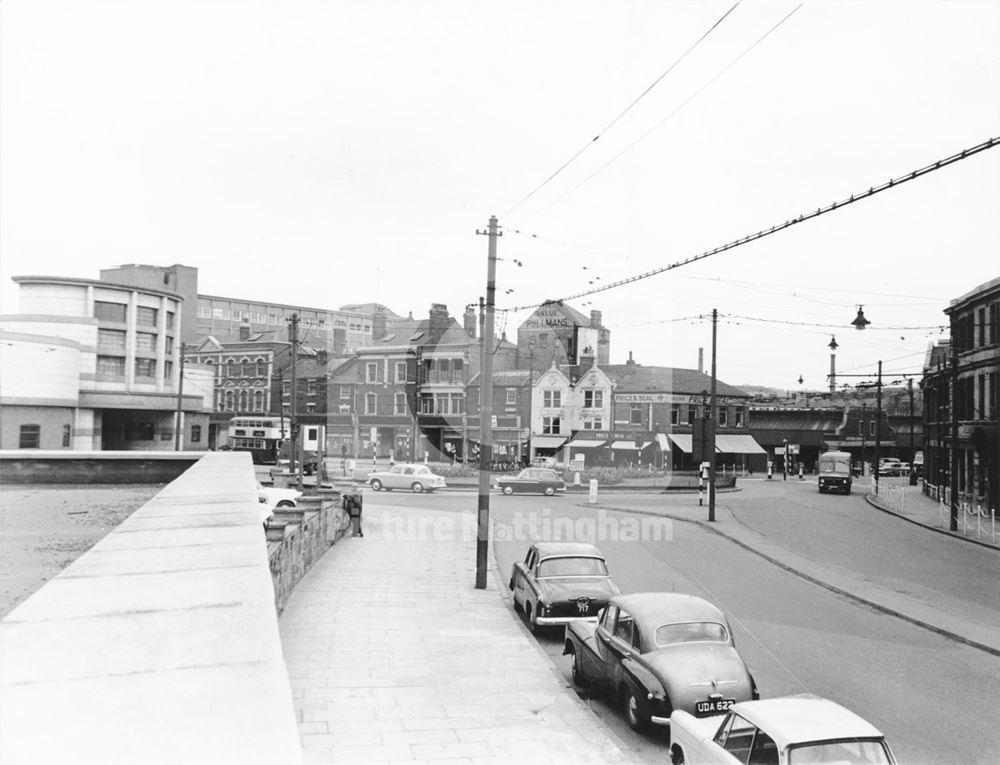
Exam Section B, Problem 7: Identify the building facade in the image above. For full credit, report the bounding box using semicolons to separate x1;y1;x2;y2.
1;276;209;451
923;276;1000;510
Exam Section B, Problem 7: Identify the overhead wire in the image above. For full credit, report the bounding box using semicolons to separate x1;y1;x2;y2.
503;1;742;217
524;2;804;221
501;135;1000;313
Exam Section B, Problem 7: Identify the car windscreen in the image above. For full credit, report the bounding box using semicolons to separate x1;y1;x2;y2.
654;621;729;646
537;557;608;577
819;459;850;473
787;738;893;764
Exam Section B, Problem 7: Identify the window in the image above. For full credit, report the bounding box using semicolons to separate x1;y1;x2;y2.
539;333;549;347
165;336;174;354
136;306;158;326
257;359;266;376
719;407;728;427
212;308;230;320
629;404;643;425
671;404;680;426
98;328;126;349
341;385;351;400
62;424;71;447
97;355;125;377
253;390;264;411
395;361;407;383
135;358;156;378
124;422;155;440
612;610;635;646
584;390;603;408
224;390;235;411
136;332;157;352
197;303;212;318
543;390;561;408
238;390;249;412
94;301;127;322
163;360;173;379
869;421;876;437
735;407;745;427
506;389;517;405
166;312;175;330
451;393;464;414
367;362;384;383
366;393;377;414
435;393;449;413
227;360;237;377
242;360;250;377
583;417;603;430
542;416;561;434
687;405;696;426
19;424;41;449
395;392;408;415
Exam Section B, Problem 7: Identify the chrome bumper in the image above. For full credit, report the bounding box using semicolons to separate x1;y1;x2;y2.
536;615;599;626
650;715;671;726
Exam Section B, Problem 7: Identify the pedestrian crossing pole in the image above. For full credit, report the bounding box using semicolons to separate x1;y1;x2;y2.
474;216;500;589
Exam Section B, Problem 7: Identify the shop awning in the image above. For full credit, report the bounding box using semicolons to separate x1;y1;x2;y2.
611;440;653;450
656;433;670;451
565;438;609;449
531;435;567;449
715;434;767;454
668;434;694;453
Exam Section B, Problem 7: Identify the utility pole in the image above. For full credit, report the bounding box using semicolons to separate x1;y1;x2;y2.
861;402;867;476
475;215;500;590
708;309;717;522
174;345;187;451
908;377;914;460
874;360;882;496
289;313;302;490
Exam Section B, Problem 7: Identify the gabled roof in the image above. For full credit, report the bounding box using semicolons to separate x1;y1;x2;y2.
604;364;748;398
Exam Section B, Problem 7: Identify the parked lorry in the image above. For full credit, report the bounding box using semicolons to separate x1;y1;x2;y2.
817;450;852;494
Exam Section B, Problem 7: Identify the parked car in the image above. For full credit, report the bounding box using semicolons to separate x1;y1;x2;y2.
367;463;446;493
877;459;908;477
495;468;565;496
256;482;302;524
509;542;620;634
563;593;757;733
669;695;897;765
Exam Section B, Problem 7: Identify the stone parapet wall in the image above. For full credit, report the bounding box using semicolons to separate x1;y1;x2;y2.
0;450;202;483
268;490;352;613
0;452;304;765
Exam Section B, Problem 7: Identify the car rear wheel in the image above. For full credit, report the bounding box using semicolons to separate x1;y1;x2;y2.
622;686;650;733
277;500;295;508
525;603;542;635
543;486;555;496
411;482;424;493
670;745;685;765
568;646;585;686
502;485;514;495
370;479;383;491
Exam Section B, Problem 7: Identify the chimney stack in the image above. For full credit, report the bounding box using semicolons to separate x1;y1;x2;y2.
428;303;450;342
316;349;328;367
698;347;704;375
464;304;477;337
239;321;250;341
372;308;387;340
626;351;635;367
590;310;602;328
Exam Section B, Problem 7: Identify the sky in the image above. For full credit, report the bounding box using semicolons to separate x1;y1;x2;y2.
1;0;998;390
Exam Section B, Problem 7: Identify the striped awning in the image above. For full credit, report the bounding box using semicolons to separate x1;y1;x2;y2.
715;434;767;454
565;438;609;449
611;440;653;450
655;433;670;451
531;435;567;449
668;434;694;453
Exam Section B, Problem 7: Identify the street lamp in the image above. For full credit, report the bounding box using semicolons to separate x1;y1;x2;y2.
851;305;871;330
783;438;788;481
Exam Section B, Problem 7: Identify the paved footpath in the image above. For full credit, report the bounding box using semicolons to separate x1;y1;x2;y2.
278;505;635;764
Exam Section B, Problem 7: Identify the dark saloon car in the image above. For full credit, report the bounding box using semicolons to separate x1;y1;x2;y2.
509;542;620;634
495;468;565;496
563;593;758;733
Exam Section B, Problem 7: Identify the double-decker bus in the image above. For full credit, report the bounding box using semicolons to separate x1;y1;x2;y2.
227;416;287;464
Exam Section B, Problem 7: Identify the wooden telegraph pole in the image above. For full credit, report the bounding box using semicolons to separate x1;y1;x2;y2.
474;216;500;589
708;309;717;522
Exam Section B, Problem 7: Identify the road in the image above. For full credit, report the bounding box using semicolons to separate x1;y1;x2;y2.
364;482;1000;765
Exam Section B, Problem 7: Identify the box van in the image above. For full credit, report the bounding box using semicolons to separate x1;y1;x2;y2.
817;450;852;494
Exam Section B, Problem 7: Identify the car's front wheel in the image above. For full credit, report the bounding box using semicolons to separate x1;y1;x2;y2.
670;745;685;765
276;500;295;509
502;485;514;495
411;482;424;493
525;603;542;635
568;645;585;687
622;686;650;733
370;479;383;491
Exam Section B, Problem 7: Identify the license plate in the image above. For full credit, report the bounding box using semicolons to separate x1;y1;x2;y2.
695;699;735;716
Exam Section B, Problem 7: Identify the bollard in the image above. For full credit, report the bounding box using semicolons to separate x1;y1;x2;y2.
574;471;581;486
798;465;804;481
767;460;773;480
588;479;598;505
699;474;704;506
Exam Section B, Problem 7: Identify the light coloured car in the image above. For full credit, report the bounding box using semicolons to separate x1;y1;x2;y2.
367;463;446;493
669;695;896;765
256;482;302;524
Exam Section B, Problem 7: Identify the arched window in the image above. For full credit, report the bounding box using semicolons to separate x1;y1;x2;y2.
238;389;249;412
227;359;237;378
224;390;235;411
214;388;221;410
256;358;266;377
242;359;250;377
253;390;265;412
